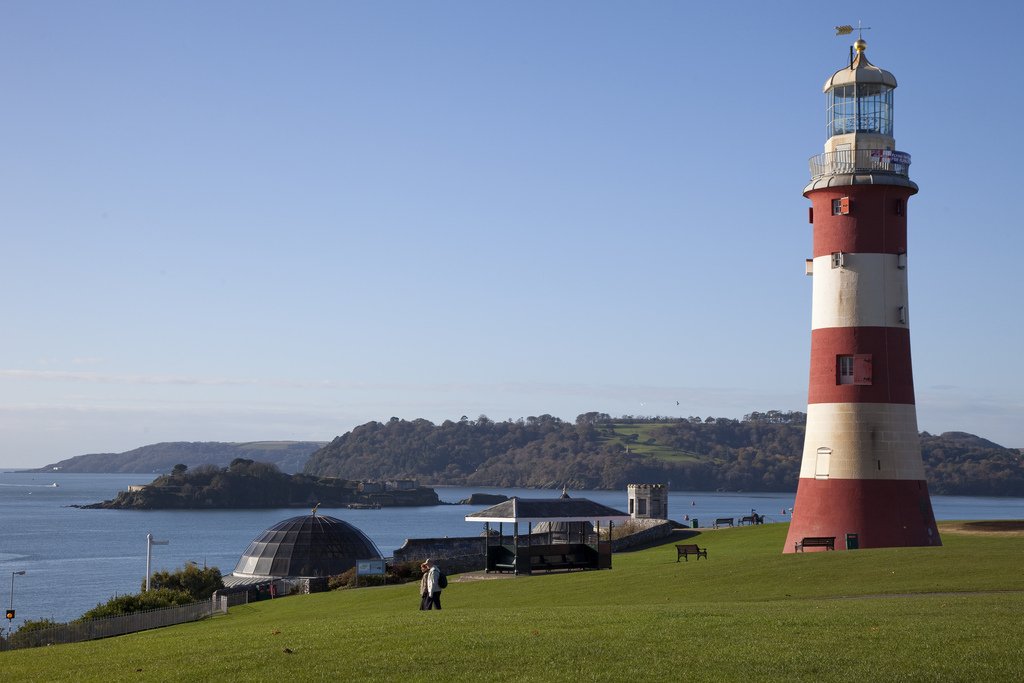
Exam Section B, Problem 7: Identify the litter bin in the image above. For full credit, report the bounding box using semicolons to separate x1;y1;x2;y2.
692;519;699;529
846;533;859;550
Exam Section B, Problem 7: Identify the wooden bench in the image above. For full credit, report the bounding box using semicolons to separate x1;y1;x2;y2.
675;543;708;562
794;536;836;552
714;517;734;528
739;515;756;525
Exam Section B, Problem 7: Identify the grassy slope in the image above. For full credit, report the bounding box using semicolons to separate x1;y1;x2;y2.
608;422;702;461
4;523;1022;682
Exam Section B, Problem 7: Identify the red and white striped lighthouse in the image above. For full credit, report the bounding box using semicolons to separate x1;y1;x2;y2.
784;39;940;553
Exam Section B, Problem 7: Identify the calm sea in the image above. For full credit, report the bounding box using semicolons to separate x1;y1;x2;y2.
2;471;1022;627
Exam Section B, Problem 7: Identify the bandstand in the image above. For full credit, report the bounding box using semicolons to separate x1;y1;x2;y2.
465;495;630;575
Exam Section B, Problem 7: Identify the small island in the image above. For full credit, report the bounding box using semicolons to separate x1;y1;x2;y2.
81;458;440;509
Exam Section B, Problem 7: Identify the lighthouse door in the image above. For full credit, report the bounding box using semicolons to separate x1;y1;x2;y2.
815;447;832;479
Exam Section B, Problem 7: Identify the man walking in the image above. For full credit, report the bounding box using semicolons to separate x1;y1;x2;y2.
418;562;430;610
424;558;443;610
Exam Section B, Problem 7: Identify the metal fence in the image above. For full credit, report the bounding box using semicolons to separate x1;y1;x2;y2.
808;148;911;180
0;599;223;651
214;577;307;608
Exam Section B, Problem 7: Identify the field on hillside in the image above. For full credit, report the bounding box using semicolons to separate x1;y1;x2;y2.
4;522;1022;682
609;422;703;461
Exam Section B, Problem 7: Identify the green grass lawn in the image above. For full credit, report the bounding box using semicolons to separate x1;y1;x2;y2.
4;523;1022;682
608;423;701;461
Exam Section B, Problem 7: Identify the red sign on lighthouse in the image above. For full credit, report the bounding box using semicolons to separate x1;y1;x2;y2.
784;39;941;553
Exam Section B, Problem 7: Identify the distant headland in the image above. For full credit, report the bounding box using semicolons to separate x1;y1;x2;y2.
33;441;324;475
79;459;440;510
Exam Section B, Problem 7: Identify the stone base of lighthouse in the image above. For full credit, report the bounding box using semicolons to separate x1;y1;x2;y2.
783;478;940;552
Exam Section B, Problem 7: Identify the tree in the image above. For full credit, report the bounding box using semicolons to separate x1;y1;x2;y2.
171;463;188;476
143;562;223;600
228;458;255;472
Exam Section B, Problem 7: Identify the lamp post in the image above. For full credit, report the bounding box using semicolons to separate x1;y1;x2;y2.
145;533;169;591
7;570;25;623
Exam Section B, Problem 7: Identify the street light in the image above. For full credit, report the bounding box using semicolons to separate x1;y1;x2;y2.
145;533;169;591
8;570;26;621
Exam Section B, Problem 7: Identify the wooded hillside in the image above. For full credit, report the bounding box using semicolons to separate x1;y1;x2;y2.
303;412;1024;496
36;441;325;474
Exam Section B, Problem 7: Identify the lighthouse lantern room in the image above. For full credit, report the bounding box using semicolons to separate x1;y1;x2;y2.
784;39;940;553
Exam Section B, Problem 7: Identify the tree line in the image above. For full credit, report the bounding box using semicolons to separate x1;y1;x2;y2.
303;412;1024;496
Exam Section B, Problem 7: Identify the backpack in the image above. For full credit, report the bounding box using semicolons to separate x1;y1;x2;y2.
438;570;448;589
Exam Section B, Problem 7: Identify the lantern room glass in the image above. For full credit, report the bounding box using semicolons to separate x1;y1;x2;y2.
827;83;893;137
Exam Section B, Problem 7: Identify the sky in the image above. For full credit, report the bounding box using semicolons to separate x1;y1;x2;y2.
2;1;1022;468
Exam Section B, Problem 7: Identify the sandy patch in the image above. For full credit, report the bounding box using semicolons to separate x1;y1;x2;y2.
939;520;1024;537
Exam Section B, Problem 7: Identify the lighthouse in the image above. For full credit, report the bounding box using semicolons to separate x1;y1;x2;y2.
784;39;940;552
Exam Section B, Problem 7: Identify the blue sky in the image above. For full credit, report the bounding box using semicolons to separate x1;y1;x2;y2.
2;2;1022;468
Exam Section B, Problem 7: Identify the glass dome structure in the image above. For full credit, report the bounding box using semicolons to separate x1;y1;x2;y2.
822;39;898;139
232;514;381;578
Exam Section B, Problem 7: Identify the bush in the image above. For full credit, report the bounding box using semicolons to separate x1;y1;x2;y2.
609;520;643;540
328;561;422;590
78;589;195;620
327;568;357;590
6;618;63;645
15;618;63;633
143;562;223;600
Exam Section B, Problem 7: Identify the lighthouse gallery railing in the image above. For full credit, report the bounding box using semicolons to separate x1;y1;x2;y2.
808;149;911;180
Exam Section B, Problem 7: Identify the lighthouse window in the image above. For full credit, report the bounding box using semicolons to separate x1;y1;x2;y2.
827;84;893;137
838;356;855;384
828;85;857;136
838;354;873;385
832;197;850;215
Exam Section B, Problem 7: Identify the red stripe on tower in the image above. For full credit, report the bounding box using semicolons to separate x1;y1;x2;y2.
784;38;940;553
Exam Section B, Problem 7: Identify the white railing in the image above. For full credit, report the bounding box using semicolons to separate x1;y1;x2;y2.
809;149;911;180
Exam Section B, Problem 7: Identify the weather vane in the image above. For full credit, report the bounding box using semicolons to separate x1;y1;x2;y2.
836;21;872;66
835;21;871;38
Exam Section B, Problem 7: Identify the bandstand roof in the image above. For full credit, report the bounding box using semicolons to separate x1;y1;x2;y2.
465;496;630;525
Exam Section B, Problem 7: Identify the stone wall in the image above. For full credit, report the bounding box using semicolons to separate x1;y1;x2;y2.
392;536;487;574
610;518;679;552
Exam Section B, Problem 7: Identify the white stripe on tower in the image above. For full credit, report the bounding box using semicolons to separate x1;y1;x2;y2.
811;253;909;329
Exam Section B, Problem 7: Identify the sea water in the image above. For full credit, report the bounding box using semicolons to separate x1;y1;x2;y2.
1;471;1022;626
